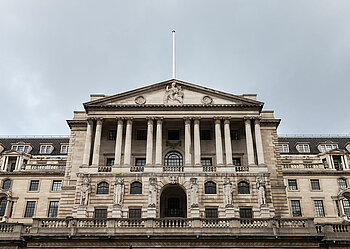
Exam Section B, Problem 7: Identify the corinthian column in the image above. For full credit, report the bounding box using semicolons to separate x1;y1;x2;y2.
254;118;265;165
224;119;233;165
155;118;163;165
82;119;93;165
146;118;154;165
92;118;103;166
123;119;133;165
184;118;192;165
244;118;255;165
114;119;124;166
215;118;224;165
193;118;201;165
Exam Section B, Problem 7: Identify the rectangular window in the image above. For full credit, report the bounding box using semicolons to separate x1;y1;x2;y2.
167;130;179;140
108;130;116;140
24;201;36;218
201;158;212;166
314;200;325;217
320;144;337;152
343;198;350;216
29;180;39;191
94;208;107;218
239;208;253;218
60;145;69;153
205;208;218;218
106;158;114;166
230;130;239;140
288;179;298;191
135;158;146;166
298;144;310;153
291;200;302;217
232;158;241;166
200;130;211;140
310;179;320;190
136;130;147;140
52;180;62;191
278;144;289;153
48;201;59;218
129;208;141;219
40;145;52;154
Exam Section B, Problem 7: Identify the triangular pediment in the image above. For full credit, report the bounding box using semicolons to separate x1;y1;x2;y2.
84;79;263;108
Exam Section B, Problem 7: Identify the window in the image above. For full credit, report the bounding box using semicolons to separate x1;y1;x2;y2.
288;179;298;191
238;181;250;194
106;158;114;166
40;145;52;154
291;200;302;217
200;130;211;140
29;180;39;191
278;144;289;153
230;130;239;140
12;145;30;153
0;198;7;217
130;181;142;194
24;201;36;218
108;130;116;140
201;158;212;166
52;180;62;191
48;201;59;218
239;208;253;218
60;145;69;154
96;182;109;194
94;208;107;218
205;181;217;194
232;158;241;166
167;130;179;140
338;178;348;189
129;208;141;219
205;208;218;218
314;200;325;217
297;144;310;153
2;179;11;190
310;179;320;190
136;130;147;140
164;151;183;166
336;200;341;216
320;144;337;152
135;158;146;166
343;197;350;216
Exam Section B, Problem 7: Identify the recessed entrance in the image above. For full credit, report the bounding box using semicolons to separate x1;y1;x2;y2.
160;185;187;218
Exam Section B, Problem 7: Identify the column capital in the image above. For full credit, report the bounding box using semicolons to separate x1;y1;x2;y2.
156;117;164;124
147;119;154;125
126;119;133;125
184;117;191;124
96;118;103;124
194;119;200;125
214;119;221;125
146;116;155;120
116;119;124;125
224;119;231;125
115;117;125;121
213;116;223;120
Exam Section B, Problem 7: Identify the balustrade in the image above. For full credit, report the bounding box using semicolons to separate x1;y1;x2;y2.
235;166;249;172
130;166;144;172
163;166;184;172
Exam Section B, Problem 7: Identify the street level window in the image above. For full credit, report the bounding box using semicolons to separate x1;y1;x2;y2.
278;144;289;153
136;130;147;140
338;178;348;189
230;130;239;140
205;181;217;194
2;179;11;190
48;201;59;218
297;144;310;153
129;208;141;219
167;130;179;140
96;182;109;194
24;201;36;218
288;179;298;191
52;180;62;191
291;200;302;217
239;208;253;218
130;182;142;194
310;179;320;190
60;145;69;154
200;130;211;140
40;145;52;154
201;158;212;166
29;180;39;191
232;158;241;166
94;208;107;218
135;158;146;166
314;200;325;217
238;181;250;194
205;208;218;218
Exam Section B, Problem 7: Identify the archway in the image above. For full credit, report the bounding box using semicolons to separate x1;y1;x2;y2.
160;185;187;218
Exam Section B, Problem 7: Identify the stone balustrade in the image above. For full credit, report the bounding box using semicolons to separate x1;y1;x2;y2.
282;163;325;170
27;164;66;171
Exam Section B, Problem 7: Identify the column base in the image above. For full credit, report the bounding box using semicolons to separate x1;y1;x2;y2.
77;206;88;218
112;204;122;218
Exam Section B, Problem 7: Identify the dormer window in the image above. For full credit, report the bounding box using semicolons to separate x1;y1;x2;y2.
296;144;310;153
12;145;30;153
40;145;53;154
279;144;289;153
60;145;69;154
319;144;338;152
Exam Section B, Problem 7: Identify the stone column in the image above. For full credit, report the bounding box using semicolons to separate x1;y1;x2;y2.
82;119;94;165
184;118;192;166
330;156;335;169
155;118;163;165
91;119;103;166
224;119;233;165
14;157;20;171
341;156;347;170
193;118;201;165
4;198;12;219
2;157;8;171
215;118;224;165
244;118;255;165
254;119;265;165
146;118;154;165
114;119;124;166
123;118;133;166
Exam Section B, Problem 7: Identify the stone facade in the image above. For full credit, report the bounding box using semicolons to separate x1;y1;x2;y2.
0;79;349;248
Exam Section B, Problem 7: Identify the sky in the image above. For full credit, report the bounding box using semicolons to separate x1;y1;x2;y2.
0;0;349;136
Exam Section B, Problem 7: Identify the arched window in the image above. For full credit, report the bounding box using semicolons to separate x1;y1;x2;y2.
96;182;109;194
130;181;142;194
2;179;11;190
238;181;250;194
164;151;183;166
205;181;217;194
338;178;348;189
0;198;7;217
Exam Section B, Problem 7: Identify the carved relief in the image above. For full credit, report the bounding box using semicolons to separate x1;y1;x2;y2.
114;178;124;206
164;82;184;104
135;96;146;105
256;177;266;207
148;178;157;208
190;178;199;208
201;96;213;105
223;178;233;207
169;175;178;184
80;176;91;206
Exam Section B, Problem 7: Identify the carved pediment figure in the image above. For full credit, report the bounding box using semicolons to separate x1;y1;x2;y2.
164;82;184;104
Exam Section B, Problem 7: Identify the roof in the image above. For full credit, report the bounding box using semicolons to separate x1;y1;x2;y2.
0;137;70;155
278;136;350;154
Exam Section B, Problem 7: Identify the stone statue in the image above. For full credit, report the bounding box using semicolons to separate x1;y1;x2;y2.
80;176;90;206
257;177;266;206
148;178;157;207
190;178;199;207
114;178;124;205
165;82;184;104
223;178;233;206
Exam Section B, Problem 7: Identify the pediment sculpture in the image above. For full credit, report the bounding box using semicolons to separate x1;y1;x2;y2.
164;82;184;104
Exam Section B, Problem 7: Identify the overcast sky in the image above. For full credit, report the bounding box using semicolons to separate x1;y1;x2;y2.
0;0;349;136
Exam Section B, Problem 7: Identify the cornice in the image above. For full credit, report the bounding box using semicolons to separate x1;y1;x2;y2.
0;171;65;176
66;120;87;128
282;170;350;176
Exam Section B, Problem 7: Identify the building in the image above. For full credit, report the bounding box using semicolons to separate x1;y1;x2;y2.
0;79;349;248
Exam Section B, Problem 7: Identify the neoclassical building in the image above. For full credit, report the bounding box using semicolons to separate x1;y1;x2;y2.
0;79;349;248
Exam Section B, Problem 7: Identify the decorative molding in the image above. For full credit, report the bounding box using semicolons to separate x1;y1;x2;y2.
135;96;146;105
201;96;213;105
